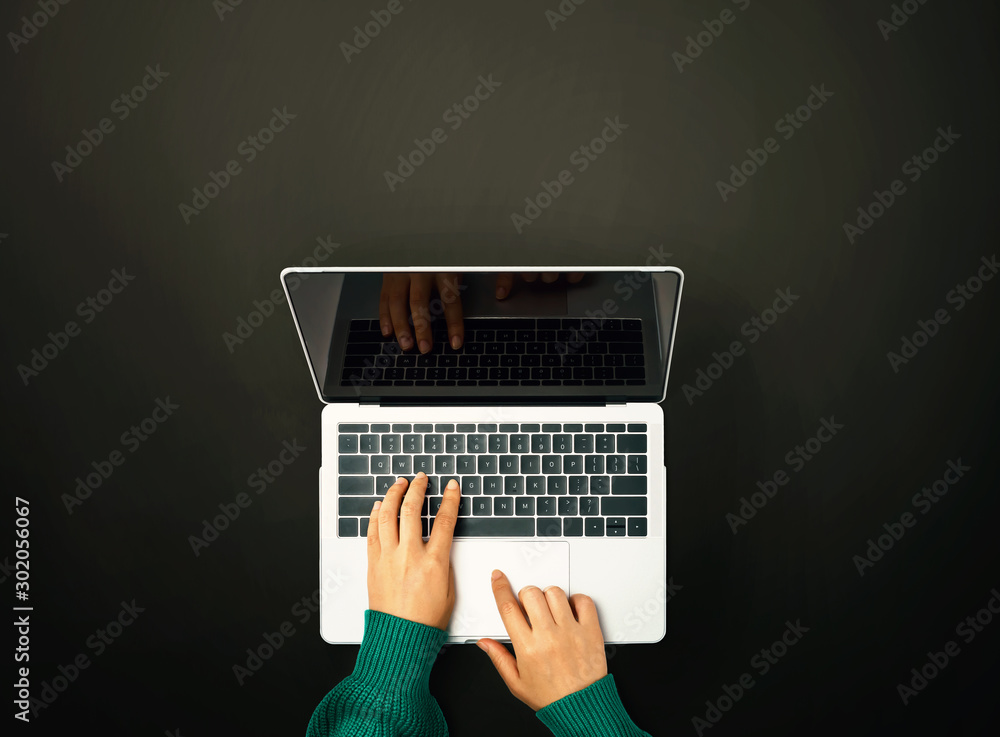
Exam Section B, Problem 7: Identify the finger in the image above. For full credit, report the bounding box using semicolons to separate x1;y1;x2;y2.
387;278;414;350
518;585;554;629
378;477;407;548
568;593;601;631
540;272;559;283
566;272;585;284
366;499;381;560
495;272;514;300
543;585;575;626
428;478;461;556
408;274;434;353
521;271;538;283
490;570;530;642
477;638;521;692
378;281;393;337
436;273;465;349
399;472;428;547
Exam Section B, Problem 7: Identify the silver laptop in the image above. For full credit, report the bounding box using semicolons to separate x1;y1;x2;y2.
281;266;683;644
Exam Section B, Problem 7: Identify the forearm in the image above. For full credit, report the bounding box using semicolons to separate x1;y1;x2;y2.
307;610;449;737
537;674;652;737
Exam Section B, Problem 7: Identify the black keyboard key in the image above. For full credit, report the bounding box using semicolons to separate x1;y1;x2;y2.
457;423;477;432
602;497;647;515
559;497;578;515
483;476;503;495
585;423;604;432
520;455;541;474
607;525;627;537
538;519;562;537
617;435;647;453
339;423;369;432
339;435;359;453
521;423;540;432
413;455;433;475
516;498;535;516
435;424;455;432
489;434;508;453
499;455;517;474
473;498;491;516
462;476;482;495
627;423;647;432
547;476;567;495
425;435;444;453
457;498;472;516
435;455;455;475
340;497;380;516
339;477;374;495
339;518;358;537
456;455;476;474
339;456;369;474
586;455;604;474
628;518;647;537
580;497;599;516
563;455;584;474
467;434;487;453
563;517;584;537
414;423;433;432
446;434;465;453
607;423;626;432
392;455;412;474
381;434;400;453
542;423;561;432
585;518;604;537
510;434;530;452
493;498;514;515
595;434;615;453
573;435;594;453
359;434;379;453
499;424;519;432
612;476;647;495
568;476;589;495
525;476;545;495
402;434;422;453
370;455;391;474
537;497;556;516
478;455;499;474
591;476;611;494
504;476;524;495
375;476;396;494
542;455;561;474
531;434;551;453
552;434;573;453
360;517;370;536
628;455;647;473
606;455;627;474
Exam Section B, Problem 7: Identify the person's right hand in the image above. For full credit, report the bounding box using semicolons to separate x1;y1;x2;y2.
379;272;464;353
477;570;609;711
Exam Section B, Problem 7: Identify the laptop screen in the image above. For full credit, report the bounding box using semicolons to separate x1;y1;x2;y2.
282;268;681;405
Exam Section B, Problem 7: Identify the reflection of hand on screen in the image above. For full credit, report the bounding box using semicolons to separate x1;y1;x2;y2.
494;272;585;299
379;273;464;353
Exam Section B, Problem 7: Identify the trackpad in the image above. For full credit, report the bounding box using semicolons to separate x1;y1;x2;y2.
448;541;569;640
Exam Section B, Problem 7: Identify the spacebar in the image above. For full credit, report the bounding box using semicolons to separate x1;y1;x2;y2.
453;519;534;537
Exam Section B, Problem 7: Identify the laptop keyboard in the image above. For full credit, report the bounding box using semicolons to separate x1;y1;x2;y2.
335;422;649;538
341;318;646;387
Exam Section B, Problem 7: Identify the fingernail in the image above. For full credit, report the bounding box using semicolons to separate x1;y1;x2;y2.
419;339;431;353
491;569;502;581
400;335;413;348
373;501;381;511
417;471;426;478
450;335;462;349
396;476;407;485
381;322;391;336
476;640;488;652
447;479;458;489
495;288;506;299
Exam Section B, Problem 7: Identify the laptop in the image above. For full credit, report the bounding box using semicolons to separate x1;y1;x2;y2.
280;266;683;644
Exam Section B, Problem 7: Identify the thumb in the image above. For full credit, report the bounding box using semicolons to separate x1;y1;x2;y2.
477;638;520;688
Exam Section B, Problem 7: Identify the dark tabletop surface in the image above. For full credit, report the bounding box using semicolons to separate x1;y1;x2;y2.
2;0;997;734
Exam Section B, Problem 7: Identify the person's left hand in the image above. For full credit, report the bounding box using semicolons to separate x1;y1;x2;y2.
366;472;460;630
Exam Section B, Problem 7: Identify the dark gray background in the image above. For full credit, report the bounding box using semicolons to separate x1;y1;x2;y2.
2;0;998;734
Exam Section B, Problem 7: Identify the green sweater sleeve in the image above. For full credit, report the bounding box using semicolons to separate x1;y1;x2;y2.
306;610;449;737
536;674;652;737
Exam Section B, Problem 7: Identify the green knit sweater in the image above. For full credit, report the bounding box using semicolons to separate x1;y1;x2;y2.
307;610;652;736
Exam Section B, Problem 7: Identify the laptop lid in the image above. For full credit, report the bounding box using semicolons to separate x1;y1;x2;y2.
280;266;682;406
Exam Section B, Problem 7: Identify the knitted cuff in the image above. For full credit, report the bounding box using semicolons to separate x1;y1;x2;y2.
350;610;448;693
537;674;648;737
